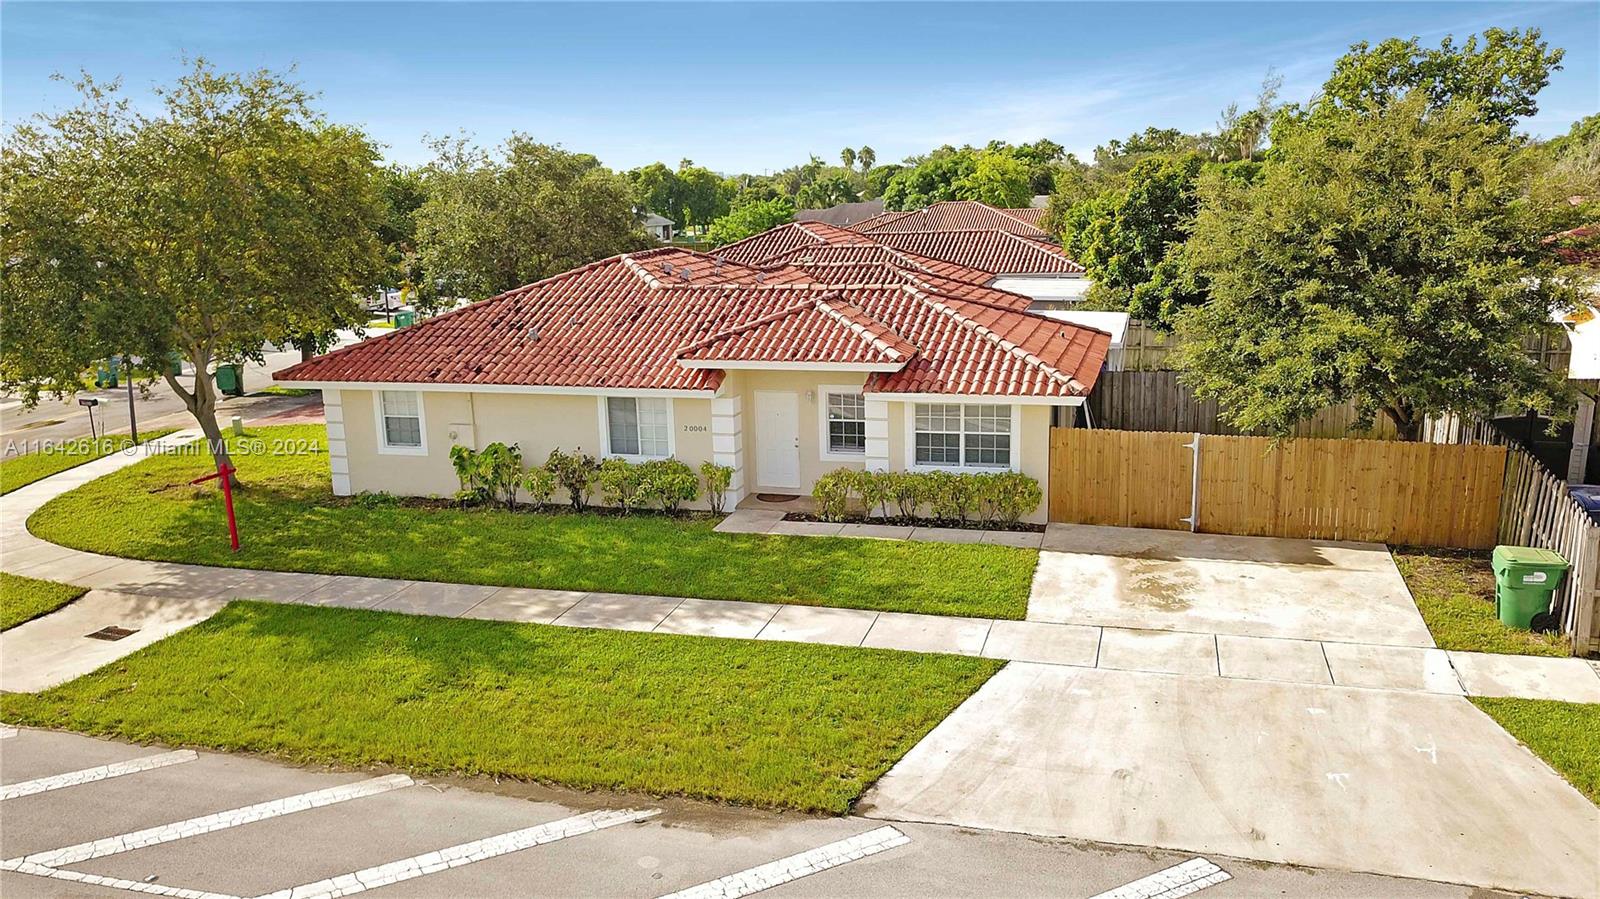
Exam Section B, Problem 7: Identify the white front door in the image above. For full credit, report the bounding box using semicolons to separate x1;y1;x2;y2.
754;390;800;490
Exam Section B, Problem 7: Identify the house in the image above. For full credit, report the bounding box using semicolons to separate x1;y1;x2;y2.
794;199;886;227
273;242;1111;519
640;212;676;242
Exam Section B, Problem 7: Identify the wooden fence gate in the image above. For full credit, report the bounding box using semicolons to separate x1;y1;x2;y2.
1048;429;1508;548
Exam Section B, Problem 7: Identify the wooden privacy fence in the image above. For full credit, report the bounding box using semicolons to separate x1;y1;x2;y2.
1497;446;1599;655
1048;429;1507;549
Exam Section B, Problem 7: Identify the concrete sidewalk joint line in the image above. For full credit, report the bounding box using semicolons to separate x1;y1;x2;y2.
0;749;197;800
12;774;415;867
252;807;661;899
1087;857;1232;899
658;825;911;899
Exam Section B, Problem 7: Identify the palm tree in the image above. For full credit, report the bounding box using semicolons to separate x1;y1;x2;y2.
858;146;876;171
840;147;856;171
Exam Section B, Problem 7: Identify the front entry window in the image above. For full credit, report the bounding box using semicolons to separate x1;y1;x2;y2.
913;403;1011;468
606;397;670;458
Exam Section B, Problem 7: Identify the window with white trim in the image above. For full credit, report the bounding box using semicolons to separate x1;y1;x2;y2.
379;390;423;448
825;391;866;454
606;397;671;458
914;403;1011;468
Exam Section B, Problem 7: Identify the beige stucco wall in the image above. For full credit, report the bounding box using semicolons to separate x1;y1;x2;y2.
338;389;717;508
332;381;1070;521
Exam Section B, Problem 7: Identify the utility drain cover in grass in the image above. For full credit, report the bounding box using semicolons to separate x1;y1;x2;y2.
85;626;138;641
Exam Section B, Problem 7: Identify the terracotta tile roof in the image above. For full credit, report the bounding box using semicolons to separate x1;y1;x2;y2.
678;296;917;366
710;221;862;266
865;230;1084;274
275;244;1109;399
844;209;913;232
852;201;1052;239
1546;225;1600;267
763;242;996;284
1004;207;1047;226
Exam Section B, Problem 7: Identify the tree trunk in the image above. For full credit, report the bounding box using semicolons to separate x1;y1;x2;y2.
164;355;239;487
297;335;316;363
1383;402;1422;442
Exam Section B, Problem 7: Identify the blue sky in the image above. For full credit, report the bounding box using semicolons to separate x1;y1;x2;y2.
4;2;1596;174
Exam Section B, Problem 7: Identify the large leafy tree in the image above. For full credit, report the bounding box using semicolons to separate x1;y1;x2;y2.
415;135;649;299
1313;28;1563;130
1061;153;1210;327
882;147;978;210
955;151;1033;208
706;196;795;246
795;171;860;209
2;60;385;480
1175;94;1577;440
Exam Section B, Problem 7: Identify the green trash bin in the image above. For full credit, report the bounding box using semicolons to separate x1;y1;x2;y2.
1490;546;1568;630
214;363;245;397
394;310;416;328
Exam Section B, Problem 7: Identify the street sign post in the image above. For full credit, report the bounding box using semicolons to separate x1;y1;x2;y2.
190;461;240;551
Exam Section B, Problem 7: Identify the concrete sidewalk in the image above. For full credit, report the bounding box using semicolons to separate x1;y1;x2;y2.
3;430;1598;704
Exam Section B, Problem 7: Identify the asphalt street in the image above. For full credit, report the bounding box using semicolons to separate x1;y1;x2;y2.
0;727;1521;899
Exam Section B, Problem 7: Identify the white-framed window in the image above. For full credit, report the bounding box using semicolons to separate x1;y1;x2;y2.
909;402;1016;470
375;389;427;455
601;396;673;460
819;386;866;461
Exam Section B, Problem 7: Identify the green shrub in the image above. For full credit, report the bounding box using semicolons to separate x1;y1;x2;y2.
699;461;734;515
352;491;400;509
638;458;699;513
522;467;557;508
885;471;926;519
925;470;976;522
854;469;892;519
477;442;525;510
545;448;600;512
448;445;490;506
975;471;1042;526
597;457;646;514
812;469;854;522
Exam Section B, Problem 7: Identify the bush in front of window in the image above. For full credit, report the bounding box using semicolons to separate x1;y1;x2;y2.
884;471;928;519
637;458;700;513
811;469;854;522
925;470;976;523
597;457;647;514
546;448;600;512
699;462;734;515
973;471;1043;527
851;469;893;520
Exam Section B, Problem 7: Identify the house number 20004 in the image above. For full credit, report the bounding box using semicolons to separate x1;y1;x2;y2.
682;424;708;432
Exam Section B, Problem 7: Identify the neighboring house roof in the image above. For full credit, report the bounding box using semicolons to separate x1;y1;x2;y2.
1547;225;1600;267
794;199;886;227
274;245;1109;399
712;221;863;265
1005;207;1046;226
852;200;1052;240
865;230;1083;275
640;213;675;228
846;209;914;232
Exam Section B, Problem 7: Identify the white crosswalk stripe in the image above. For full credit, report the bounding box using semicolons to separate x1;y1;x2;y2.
253;807;662;899
0;749;196;801
8;774;414;868
1087;857;1231;899
659;825;910;899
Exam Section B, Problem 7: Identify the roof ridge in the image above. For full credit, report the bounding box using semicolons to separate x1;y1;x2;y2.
811;296;917;361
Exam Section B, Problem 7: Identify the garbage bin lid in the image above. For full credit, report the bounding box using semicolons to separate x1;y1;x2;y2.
1492;545;1568;567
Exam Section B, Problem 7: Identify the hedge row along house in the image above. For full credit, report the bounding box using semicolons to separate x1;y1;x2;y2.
274;202;1111;518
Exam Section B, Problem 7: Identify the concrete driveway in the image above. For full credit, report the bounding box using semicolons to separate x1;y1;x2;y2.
1029;524;1435;647
860;662;1599;898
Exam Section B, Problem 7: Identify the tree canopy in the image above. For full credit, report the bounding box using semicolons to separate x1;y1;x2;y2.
1174;94;1577;440
415;135;649;300
1;59;386;477
705;196;795;246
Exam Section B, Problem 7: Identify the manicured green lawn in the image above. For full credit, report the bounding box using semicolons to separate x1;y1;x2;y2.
1473;697;1600;804
1;429;178;495
0;572;87;631
28;424;1036;619
0;602;1000;812
1393;548;1568;656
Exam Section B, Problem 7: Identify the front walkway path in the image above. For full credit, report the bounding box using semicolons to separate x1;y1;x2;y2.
4;432;1598;705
